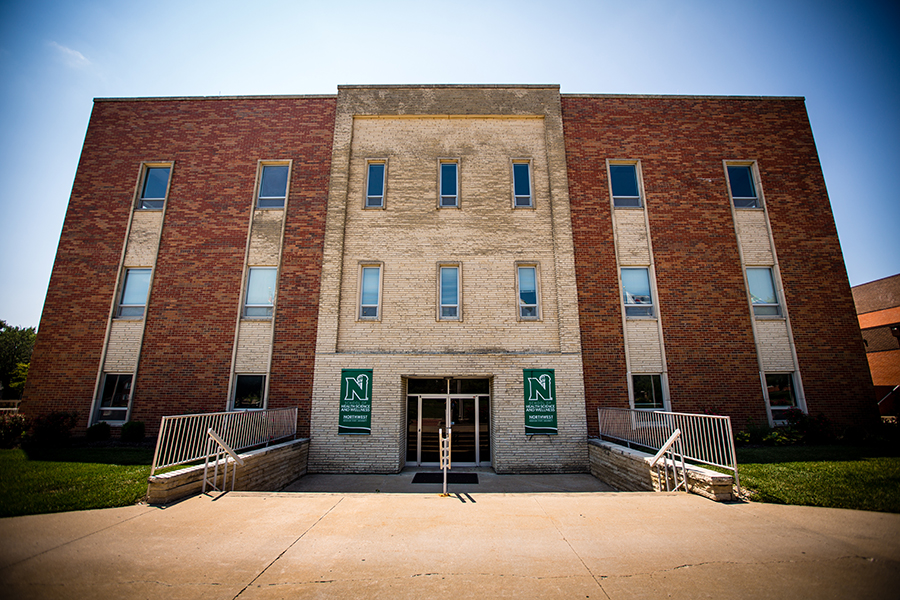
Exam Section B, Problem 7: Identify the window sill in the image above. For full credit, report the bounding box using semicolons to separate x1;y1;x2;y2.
613;204;643;210
734;206;763;210
241;316;273;322
625;316;657;321
754;315;785;321
136;207;164;212
114;315;145;321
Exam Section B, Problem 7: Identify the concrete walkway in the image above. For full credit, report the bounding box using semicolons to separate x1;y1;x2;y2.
1;480;899;599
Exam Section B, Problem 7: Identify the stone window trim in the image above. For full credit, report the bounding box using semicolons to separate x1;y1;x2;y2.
763;372;805;424
515;261;542;321
437;158;460;209
436;261;462;321
724;160;764;210
94;373;133;424
629;373;669;411
357;261;384;321
255;160;292;210
134;161;174;210
620;266;657;319
744;265;784;319
511;158;535;209
232;373;268;411
242;266;278;320
116;267;152;319
365;159;388;209
607;159;645;209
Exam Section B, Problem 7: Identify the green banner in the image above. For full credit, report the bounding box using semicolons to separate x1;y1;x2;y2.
339;369;372;434
523;369;557;435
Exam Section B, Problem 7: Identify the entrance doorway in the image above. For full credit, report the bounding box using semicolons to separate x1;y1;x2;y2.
406;378;490;467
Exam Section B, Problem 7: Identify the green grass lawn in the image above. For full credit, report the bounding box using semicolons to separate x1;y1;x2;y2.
735;445;900;513
0;446;154;518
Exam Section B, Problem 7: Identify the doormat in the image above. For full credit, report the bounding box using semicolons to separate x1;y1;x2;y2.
411;473;479;484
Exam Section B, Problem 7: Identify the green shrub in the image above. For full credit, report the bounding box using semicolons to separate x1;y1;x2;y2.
120;421;145;443
25;411;78;448
86;421;111;442
0;413;27;448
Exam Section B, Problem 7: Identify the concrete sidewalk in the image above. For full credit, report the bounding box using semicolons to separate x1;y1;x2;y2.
1;486;899;599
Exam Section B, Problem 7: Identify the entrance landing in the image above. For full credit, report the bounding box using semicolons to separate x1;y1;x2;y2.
281;467;614;494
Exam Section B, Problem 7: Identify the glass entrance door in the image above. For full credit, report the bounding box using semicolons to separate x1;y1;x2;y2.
406;394;490;466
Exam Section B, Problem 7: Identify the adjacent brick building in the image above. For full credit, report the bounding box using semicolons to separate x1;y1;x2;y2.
853;274;900;416
21;85;876;473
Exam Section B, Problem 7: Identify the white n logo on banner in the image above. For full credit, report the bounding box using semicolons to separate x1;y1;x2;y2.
527;374;553;401
344;373;369;401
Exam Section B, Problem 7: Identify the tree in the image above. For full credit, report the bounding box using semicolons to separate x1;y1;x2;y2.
0;320;36;400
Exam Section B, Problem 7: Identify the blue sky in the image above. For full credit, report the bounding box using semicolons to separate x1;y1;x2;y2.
1;0;898;328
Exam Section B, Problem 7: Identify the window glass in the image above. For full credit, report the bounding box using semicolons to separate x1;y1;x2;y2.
440;266;459;318
408;378;447;394
118;268;151;317
140;167;170;209
622;268;653;317
610;164;641;207
440;162;458;207
367;163;385;207
513;162;532;207
727;165;758;208
360;266;381;318
747;267;780;316
766;373;797;420
258;165;289;208
98;374;132;421
234;374;266;409
244;267;277;317
633;374;664;409
518;266;538;318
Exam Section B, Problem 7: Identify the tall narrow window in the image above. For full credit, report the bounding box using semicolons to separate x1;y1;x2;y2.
234;374;266;410
366;161;386;208
622;267;654;317
244;267;277;318
439;161;458;207
139;166;171;209
632;374;664;409
117;268;151;317
439;265;460;319
747;267;780;316
257;164;289;208
517;265;539;319
360;265;382;319
610;163;642;208
512;161;532;207
766;373;798;421
96;374;132;422
727;164;759;208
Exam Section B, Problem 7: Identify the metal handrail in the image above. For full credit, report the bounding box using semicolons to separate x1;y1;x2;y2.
151;407;297;475
203;428;245;494
598;407;740;490
649;429;688;492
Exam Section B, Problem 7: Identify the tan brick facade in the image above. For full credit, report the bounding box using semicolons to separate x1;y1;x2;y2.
310;86;587;473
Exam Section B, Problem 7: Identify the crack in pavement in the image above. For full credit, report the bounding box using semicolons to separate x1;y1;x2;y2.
595;554;892;580
534;497;612;600
232;496;344;600
0;507;156;572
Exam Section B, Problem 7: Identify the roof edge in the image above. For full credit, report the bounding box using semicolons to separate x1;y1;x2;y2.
94;94;337;103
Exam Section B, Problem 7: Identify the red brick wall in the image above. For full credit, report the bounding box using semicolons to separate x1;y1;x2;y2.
562;95;875;432
22;97;336;436
20;101;130;427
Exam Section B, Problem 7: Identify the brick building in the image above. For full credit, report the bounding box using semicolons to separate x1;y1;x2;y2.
21;85;876;473
853;274;900;416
